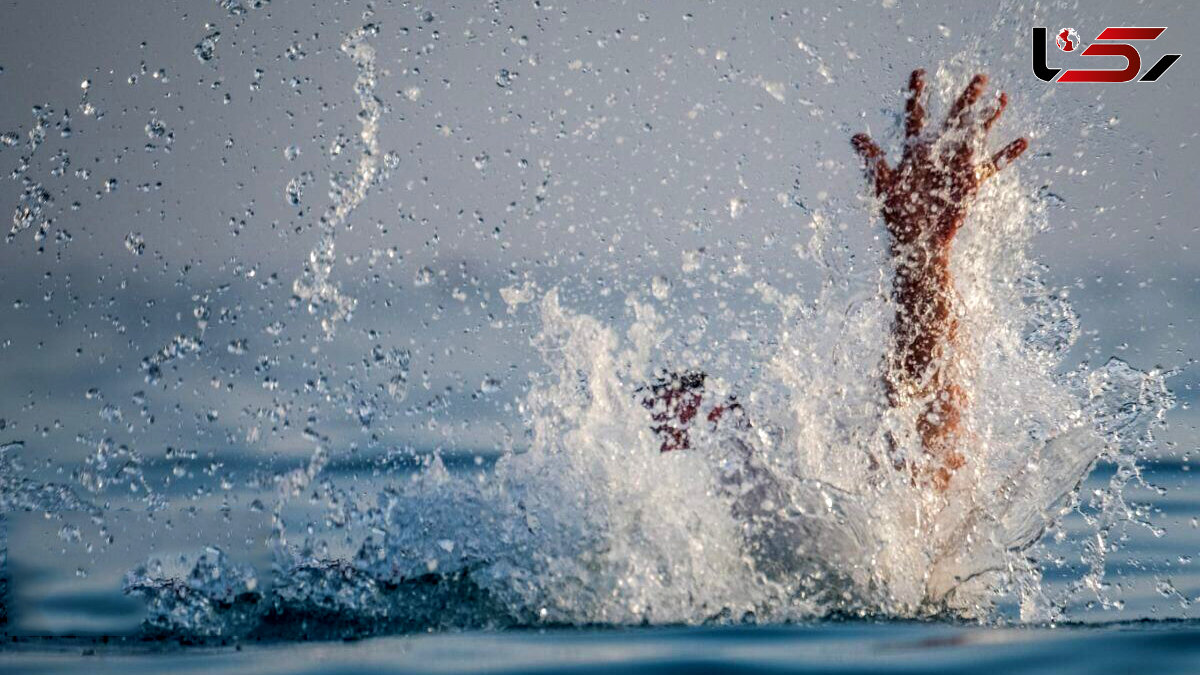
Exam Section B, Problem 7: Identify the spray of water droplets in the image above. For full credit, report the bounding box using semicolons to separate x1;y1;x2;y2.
0;23;1177;639
291;24;398;340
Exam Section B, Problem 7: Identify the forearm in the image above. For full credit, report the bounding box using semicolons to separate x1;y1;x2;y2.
888;252;966;485
856;69;1028;489
888;251;958;394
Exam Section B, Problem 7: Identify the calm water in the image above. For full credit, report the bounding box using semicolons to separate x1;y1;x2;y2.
4;622;1200;675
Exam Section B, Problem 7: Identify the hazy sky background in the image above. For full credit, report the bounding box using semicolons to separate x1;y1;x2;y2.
0;0;1196;470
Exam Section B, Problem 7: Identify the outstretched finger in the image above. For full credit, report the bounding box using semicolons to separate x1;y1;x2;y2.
982;92;1007;133
978;137;1028;181
946;73;988;129
852;133;893;192
905;69;927;138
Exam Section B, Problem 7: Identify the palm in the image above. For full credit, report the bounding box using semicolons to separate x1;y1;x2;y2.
853;71;1027;248
851;70;1029;490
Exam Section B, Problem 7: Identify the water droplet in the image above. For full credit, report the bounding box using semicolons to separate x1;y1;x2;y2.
194;32;221;62
480;376;502;394
729;197;746;219
59;524;82;543
285;171;313;206
651;275;671;300
124;232;146;256
145;118;167;139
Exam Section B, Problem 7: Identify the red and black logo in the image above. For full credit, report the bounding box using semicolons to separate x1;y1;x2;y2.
1033;27;1180;83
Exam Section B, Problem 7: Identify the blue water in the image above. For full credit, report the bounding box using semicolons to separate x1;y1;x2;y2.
2;2;1197;672
4;622;1200;674
2;459;1197;673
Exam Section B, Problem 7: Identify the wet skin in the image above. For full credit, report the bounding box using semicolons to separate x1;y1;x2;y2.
852;70;1028;489
639;371;745;452
645;70;1027;491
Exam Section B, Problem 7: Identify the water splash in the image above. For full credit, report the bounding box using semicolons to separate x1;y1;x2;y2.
115;272;1171;638
107;61;1178;638
124;547;260;638
1;441;99;629
0;8;1178;638
291;23;397;340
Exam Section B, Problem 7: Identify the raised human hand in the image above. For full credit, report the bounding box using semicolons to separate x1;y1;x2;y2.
852;70;1029;491
852;70;1028;249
